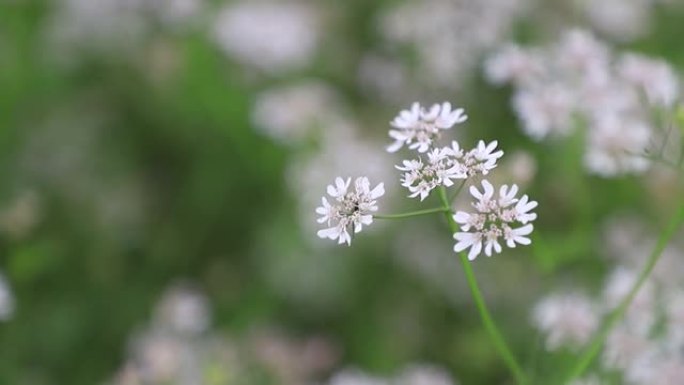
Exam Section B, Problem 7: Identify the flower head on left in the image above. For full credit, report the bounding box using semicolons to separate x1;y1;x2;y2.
316;177;385;246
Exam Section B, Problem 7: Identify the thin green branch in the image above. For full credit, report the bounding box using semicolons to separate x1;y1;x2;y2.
564;198;684;383
438;187;529;385
373;207;450;219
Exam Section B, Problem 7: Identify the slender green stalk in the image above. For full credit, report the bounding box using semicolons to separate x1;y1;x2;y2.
564;198;684;383
438;187;529;385
373;207;451;219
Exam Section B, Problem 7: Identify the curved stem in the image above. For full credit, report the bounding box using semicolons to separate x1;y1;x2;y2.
438;187;529;385
374;207;450;219
564;198;684;383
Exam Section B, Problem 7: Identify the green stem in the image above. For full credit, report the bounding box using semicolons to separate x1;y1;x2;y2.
438;187;529;385
564;198;684;383
374;207;450;219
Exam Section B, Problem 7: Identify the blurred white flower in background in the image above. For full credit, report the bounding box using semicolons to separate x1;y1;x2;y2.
112;284;338;385
252;81;344;146
617;53;680;108
153;284;210;336
584;114;651;177
395;365;456;385
531;292;599;351
574;0;681;42
486;28;682;177
568;376;603;385
46;0;148;57
0;272;14;321
378;0;529;91
327;365;458;385
329;369;389;385
533;219;684;383
0;190;42;241
46;0;204;61
213;1;321;75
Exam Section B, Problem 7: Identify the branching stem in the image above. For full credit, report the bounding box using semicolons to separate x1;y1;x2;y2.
438;186;529;385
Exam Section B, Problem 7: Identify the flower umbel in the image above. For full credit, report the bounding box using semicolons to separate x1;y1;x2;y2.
387;102;467;153
397;140;503;201
316;177;385;246
453;180;537;260
396;147;461;201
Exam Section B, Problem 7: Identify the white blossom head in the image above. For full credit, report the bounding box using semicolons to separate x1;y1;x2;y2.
396;141;503;201
396;147;462;201
388;102;467;153
316;177;385;246
531;292;599;351
453;180;537;260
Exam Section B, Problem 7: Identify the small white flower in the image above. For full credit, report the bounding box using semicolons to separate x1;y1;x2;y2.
453;180;537;260
396;141;503;202
453;140;504;177
387;102;467;153
316;177;385;246
396;147;462;201
532;292;599;351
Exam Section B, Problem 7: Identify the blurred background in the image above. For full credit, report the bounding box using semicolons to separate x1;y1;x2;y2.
1;1;684;384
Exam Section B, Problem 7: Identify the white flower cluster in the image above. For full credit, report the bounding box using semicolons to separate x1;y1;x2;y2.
532;220;684;384
316;177;385;246
315;101;537;259
397;141;504;201
453;180;537;260
486;29;681;176
388;102;467;153
328;365;457;385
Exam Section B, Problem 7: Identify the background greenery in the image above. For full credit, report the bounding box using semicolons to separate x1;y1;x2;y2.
0;1;683;384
